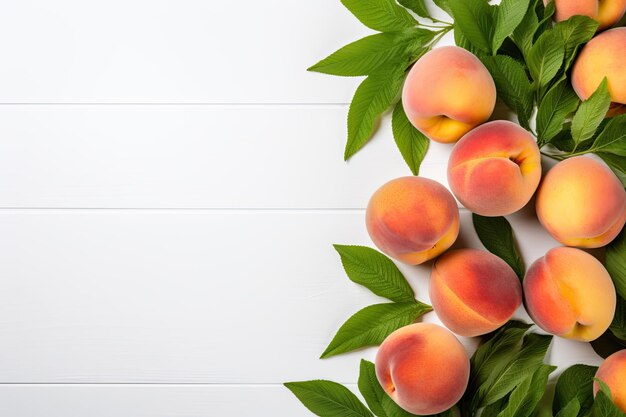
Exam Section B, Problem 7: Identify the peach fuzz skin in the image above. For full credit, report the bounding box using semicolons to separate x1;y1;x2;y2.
430;249;522;337
447;120;541;216
402;46;496;143
536;156;626;248
594;350;626;412
375;323;469;415
366;177;459;265
572;28;626;116
547;0;626;30
523;247;616;342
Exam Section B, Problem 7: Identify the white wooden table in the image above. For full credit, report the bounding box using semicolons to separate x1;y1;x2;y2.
0;1;604;415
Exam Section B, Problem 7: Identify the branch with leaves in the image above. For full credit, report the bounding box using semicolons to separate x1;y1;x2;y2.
309;0;626;183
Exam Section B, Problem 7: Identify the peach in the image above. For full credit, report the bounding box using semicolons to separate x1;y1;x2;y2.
402;46;496;143
594;350;626;412
523;247;616;342
572;27;626;115
536;156;626;248
447;120;542;216
429;249;522;337
548;0;626;30
375;323;469;415
366;177;459;265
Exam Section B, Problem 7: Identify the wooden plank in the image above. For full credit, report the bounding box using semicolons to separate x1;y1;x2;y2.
0;106;451;208
0;210;601;383
0;384;345;417
0;0;371;103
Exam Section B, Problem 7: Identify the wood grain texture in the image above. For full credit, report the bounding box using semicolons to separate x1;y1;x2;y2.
0;0;368;103
0;209;601;384
0;106;451;208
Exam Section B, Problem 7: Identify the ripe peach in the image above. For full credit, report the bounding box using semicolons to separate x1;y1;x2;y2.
375;323;469;415
572;27;626;115
594;350;626;412
548;0;626;30
402;46;496;143
366;177;459;265
447;120;542;216
536;156;626;248
429;249;522;337
523;247;616;342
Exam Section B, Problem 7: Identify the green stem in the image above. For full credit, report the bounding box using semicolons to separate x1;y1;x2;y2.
541;151;566;160
563;148;595;158
418;22;449;29
430;17;453;25
407;26;453;67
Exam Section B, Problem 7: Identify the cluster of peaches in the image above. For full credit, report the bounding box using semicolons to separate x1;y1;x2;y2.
365;2;626;415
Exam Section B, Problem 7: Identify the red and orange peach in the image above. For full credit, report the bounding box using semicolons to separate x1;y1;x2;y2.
548;0;626;30
595;350;626;412
447;120;542;216
429;249;522;337
523;247;616;342
402;46;496;143
375;323;469;415
572;27;626;115
536;156;626;248
366;177;459;265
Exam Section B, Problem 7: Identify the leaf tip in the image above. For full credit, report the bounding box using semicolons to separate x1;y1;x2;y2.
319;349;333;359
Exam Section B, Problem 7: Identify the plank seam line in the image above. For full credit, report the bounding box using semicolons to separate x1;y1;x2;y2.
0;207;469;212
0;383;358;387
0;103;351;107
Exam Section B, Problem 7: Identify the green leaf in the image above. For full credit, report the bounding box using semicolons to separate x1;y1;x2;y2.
454;24;483;55
308;29;433;77
341;0;417;32
480;333;553;406
345;65;406;160
527;30;564;90
492;0;531;54
599;152;626;187
358;360;416;417
333;244;416;303
321;302;431;358
480;55;533;129
553;364;598;415
482;397;509;417
447;0;494;53
496;364;555;417
391;101;429;176
606;229;626;299
398;0;430;18
463;321;532;410
284;380;374;417
537;0;556;29
610;295;626;341
592;380;626;417
472;214;525;280
358;360;390;417
589;113;626;157
570;78;611;150
536;80;580;145
511;3;538;58
556;399;581;417
553;15;599;71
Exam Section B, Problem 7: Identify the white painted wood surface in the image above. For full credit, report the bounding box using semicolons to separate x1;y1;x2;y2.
0;106;451;208
0;0;366;103
0;0;604;415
